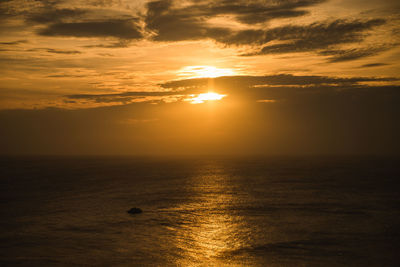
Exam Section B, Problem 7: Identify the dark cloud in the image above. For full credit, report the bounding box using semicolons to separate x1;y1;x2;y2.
64;74;398;105
2;0;144;40
47;74;87;78
246;84;400;104
240;19;386;55
83;39;132;48
161;74;396;90
0;39;28;45
28;48;82;54
38;19;143;39
144;0;384;52
360;63;390;68
145;1;388;60
159;74;400;110
214;29;265;46
0;0;62;21
145;0;230;41
68;91;179;99
209;0;325;24
2;0;389;61
24;6;141;44
145;0;325;42
66;73;390;104
45;48;82;54
0;0;15;18
65;91;182;104
27;8;87;24
320;46;392;62
78;96;146;104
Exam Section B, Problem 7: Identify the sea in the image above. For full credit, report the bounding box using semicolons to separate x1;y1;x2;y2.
0;156;399;266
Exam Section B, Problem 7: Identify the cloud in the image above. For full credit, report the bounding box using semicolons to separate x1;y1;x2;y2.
48;74;87;78
145;0;229;41
159;74;399;104
145;0;325;42
0;39;28;45
246;84;400;104
65;73;390;105
83;39;132;48
38;18;143;39
63;74;400;107
161;74;396;89
144;1;389;60
67;91;179;99
360;63;390;68
2;0;390;61
28;48;82;54
65;91;182;104
239;19;386;55
14;2;144;40
320;46;392;62
210;0;325;24
27;8;87;24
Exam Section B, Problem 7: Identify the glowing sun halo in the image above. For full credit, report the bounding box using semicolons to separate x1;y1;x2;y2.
188;92;227;104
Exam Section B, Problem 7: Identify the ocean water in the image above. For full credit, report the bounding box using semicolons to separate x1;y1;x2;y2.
0;156;399;266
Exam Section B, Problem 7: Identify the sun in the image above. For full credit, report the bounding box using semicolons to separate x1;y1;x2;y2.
186;92;227;104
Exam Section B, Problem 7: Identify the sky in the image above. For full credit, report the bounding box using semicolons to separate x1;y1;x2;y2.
0;0;399;155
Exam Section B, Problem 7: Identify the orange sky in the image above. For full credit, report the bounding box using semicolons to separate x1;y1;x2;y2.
0;0;399;155
0;0;399;109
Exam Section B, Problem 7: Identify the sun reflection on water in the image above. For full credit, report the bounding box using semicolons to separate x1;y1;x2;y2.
172;161;249;266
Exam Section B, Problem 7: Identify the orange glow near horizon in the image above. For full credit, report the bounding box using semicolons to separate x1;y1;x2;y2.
186;92;227;104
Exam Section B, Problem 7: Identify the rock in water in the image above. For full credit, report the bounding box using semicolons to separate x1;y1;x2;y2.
127;207;142;214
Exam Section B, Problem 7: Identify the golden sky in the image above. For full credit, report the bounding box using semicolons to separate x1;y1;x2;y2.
0;0;399;155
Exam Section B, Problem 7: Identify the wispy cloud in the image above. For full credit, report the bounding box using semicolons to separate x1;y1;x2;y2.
240;19;386;55
0;40;28;45
360;63;390;68
28;48;82;54
65;91;183;105
320;46;394;62
27;8;87;24
161;74;397;89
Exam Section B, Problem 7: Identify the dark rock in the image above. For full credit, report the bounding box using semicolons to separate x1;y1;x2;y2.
127;207;142;214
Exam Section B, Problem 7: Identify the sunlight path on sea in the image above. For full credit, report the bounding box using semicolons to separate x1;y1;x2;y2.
170;160;252;266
